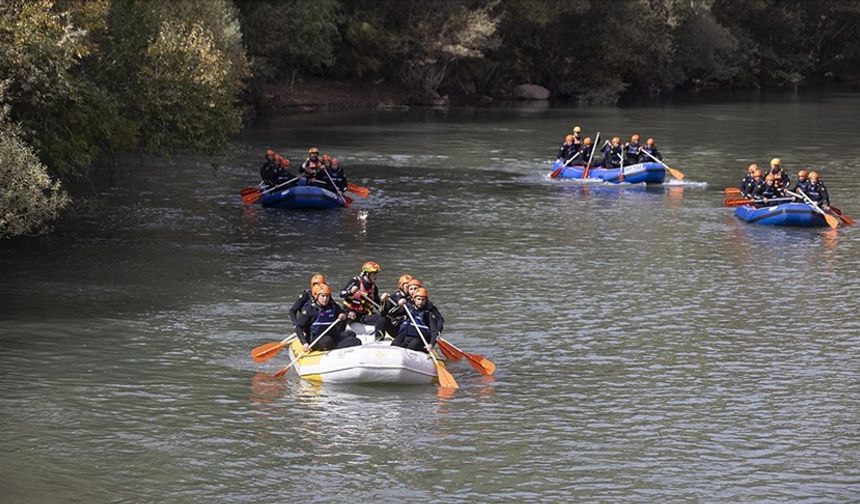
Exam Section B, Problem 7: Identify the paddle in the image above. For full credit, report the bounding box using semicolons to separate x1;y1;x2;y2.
581;132;601;179
640;149;684;180
829;206;856;226
550;151;582;179
724;187;742;195
347;182;370;198
273;317;343;378
241;183;263;196
310;177;354;205
437;337;496;376
436;339;460;361
322;168;352;207
786;189;839;229
242;177;299;205
618;148;625;183
251;333;297;363
724;196;793;207
404;305;458;389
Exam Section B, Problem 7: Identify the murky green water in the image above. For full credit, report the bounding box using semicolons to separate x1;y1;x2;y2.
2;91;859;502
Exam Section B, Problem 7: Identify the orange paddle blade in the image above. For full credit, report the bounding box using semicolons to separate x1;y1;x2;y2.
347;183;369;197
666;166;684;180
550;166;563;179
251;341;286;362
464;352;496;375
242;190;262;206
830;207;855;226
436;339;462;360
824;212;839;230
724;198;753;207
240;186;259;196
435;362;459;389
724;187;742;195
273;363;292;378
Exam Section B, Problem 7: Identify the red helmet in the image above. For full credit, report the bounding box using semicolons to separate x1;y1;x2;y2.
361;261;381;274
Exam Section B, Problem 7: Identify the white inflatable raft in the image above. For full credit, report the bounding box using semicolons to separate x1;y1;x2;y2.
287;323;440;384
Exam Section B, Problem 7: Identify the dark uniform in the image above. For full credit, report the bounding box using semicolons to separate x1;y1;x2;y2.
601;143;623;168
289;289;313;325
623;142;641;165
260;158;281;187
740;174;756;197
557;142;578;163
769;168;790;191
294;300;360;351
390;303;441;353
805;180;830;207
639;144;662;163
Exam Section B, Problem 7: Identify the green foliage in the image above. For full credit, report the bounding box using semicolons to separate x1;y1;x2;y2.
0;99;69;239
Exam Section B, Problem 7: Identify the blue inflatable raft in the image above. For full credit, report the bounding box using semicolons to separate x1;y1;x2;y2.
734;202;827;227
550;160;665;184
261;185;347;210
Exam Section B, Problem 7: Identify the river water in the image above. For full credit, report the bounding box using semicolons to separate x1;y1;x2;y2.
2;91;859;502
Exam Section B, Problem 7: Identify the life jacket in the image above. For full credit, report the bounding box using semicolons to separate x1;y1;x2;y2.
399;305;431;339
805;181;827;203
345;276;376;314
311;302;339;338
624;143;640;163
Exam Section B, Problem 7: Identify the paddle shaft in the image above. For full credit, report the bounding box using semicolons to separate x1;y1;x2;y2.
252;333;297;361
582;132;600;179
322;168;350;206
640;149;683;180
787;189;839;229
274;318;342;377
405;306;438;358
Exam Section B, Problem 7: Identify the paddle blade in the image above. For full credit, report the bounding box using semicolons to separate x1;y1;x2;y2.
435;362;459;389
666;166;684;180
242;190;262;206
830;207;856;226
273;362;293;378
724;198;753;207
724;187;742;195
343;194;353;206
824;212;839;230
347;183;369;197
550;166;563;179
240;186;259;196
436;339;462;360
464;352;496;375
251;341;286;363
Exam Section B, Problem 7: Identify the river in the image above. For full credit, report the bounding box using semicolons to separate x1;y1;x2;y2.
2;91;859;502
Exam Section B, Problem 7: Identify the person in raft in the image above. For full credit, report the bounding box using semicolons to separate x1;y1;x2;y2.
740;163;758;197
295;283;360;351
390;287;442;353
753;173;783;204
623;134;642;166
804;171;831;209
300;147;323;181
557;134;579;165
260;149;280;187
289;273;328;325
340;261;389;339
767;158;790;192
791;170;810;196
601;136;623;168
380;274;415;338
326;158;348;192
639;138;663;163
574;137;595;165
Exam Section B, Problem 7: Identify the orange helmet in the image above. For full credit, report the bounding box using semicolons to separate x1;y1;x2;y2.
611;136;621;145
646;138;655;146
631;134;640;143
564;134;575;143
753;168;763;178
312;283;332;297
279;158;290;168
809;171;819;181
748;163;758;173
398;274;414;290
412;287;429;299
321;154;331;162
331;158;339;167
765;174;775;182
361;261;381;274
265;148;275;158
797;170;808;179
407;278;423;288
583;137;593;146
309;273;327;288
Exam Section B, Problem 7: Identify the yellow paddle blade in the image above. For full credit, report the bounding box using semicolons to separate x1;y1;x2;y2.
435;362;459;389
824;212;839;230
666;166;684;180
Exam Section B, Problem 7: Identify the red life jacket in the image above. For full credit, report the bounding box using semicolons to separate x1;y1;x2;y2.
345;276;375;314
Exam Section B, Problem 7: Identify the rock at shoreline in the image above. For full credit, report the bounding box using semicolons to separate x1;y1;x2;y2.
514;84;551;100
